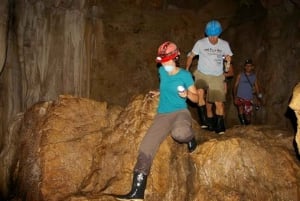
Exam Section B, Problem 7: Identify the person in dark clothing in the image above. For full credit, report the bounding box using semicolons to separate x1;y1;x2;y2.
233;59;262;125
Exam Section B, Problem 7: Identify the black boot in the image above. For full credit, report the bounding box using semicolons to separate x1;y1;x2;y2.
238;114;247;125
115;172;148;201
244;114;251;125
187;137;197;153
197;105;208;129
215;115;225;135
206;117;215;131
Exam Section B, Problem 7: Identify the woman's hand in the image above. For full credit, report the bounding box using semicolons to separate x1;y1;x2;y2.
178;90;188;98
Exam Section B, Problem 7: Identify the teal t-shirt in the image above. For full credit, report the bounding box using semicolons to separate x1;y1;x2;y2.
157;67;194;114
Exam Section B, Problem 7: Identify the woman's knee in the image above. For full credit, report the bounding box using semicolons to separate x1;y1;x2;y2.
171;124;193;142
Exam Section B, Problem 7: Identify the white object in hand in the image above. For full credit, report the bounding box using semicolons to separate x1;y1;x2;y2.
177;85;185;92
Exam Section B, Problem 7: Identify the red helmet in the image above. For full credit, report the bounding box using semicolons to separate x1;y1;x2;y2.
155;41;180;63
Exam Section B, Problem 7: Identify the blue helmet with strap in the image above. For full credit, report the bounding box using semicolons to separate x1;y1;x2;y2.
205;20;222;36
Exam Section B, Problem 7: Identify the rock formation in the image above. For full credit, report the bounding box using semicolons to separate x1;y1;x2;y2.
11;94;300;201
0;0;300;200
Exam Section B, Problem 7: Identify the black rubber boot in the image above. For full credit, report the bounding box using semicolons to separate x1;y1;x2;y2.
238;114;247;125
244;114;251;125
187;137;197;153
115;172;148;201
197;105;208;129
215;115;225;135
206;117;215;131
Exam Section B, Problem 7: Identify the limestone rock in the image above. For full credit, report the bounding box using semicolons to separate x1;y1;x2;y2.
0;1;8;73
14;94;300;201
16;95;120;201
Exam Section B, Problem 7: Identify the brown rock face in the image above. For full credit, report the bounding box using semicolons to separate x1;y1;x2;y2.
16;96;113;201
0;1;8;73
0;1;299;200
14;95;300;201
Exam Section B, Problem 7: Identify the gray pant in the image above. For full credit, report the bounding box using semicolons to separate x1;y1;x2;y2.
134;109;194;175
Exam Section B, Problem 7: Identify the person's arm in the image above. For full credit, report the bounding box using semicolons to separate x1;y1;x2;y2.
254;79;260;95
178;84;198;103
254;79;263;102
233;73;241;104
225;55;232;63
186;52;195;71
224;63;234;78
223;55;232;73
186;85;198;103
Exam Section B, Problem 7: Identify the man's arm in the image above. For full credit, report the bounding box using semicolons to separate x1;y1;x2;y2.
224;63;234;78
186;52;195;71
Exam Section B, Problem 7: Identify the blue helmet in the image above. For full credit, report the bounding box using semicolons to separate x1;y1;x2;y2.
205;20;222;36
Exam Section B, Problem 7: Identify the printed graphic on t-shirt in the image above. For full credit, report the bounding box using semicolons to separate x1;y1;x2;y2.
192;38;233;76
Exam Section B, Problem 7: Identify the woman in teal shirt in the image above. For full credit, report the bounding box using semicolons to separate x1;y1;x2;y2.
116;41;198;201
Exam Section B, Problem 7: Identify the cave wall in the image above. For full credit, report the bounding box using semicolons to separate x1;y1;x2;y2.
0;0;238;147
225;0;300;128
0;1;9;146
0;0;8;74
7;0;299;129
15;0;94;107
0;1;299;141
0;0;300;198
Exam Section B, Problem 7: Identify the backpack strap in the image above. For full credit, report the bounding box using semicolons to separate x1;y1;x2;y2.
244;73;254;87
244;73;256;94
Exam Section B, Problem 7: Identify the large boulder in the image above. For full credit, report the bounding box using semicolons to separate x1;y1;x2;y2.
13;94;300;201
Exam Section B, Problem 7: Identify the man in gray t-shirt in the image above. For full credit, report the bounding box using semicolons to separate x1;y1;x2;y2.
186;20;233;134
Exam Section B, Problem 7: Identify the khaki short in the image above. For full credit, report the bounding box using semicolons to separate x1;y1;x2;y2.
193;70;226;102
